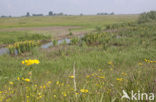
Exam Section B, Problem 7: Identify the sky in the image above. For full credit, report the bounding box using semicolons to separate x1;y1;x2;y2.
0;0;156;16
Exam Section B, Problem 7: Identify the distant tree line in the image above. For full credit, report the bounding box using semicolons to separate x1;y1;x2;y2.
1;15;12;18
25;11;67;17
97;12;114;15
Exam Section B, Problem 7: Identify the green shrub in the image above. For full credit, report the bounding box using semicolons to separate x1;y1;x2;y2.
95;26;102;33
71;37;80;45
138;11;156;24
53;40;58;46
68;32;73;36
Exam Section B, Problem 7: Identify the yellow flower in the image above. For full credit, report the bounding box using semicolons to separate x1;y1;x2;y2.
34;59;40;64
56;81;60;85
97;76;105;79
21;61;25;64
144;59;156;63
62;92;67;97
24;78;30;82
80;89;88;93
54;95;57;98
21;59;40;66
47;81;52;84
22;77;24;80
9;81;13;85
43;85;46;89
116;78;123;81
144;59;148;62
69;75;75;79
86;75;90;78
98;69;102;72
75;92;79;95
17;77;20;81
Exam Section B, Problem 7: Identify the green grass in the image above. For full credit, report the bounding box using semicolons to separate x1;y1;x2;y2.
0;31;51;44
0;15;138;29
0;15;155;102
0;15;156;102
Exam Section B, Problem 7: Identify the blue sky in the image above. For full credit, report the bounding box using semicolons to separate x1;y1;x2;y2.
0;0;156;16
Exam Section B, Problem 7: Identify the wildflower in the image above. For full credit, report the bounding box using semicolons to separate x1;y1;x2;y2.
86;75;90;78
91;73;96;76
43;85;46;89
37;93;43;99
116;78;123;81
17;77;20;81
80;89;88;93
9;81;13;85
24;78;30;82
54;95;57;98
69;75;74;79
56;81;59;85
97;76;105;79
144;59;156;63
40;86;43;89
33;59;40;64
22;77;24;80
21;59;40;66
47;81;52;84
98;69;102;72
75;92;79;95
22;61;25;64
62;92;67;97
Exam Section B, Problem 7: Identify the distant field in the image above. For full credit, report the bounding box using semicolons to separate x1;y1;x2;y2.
0;15;138;44
0;15;138;29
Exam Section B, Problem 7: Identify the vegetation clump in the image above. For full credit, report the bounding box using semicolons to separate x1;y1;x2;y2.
138;11;156;23
8;40;40;55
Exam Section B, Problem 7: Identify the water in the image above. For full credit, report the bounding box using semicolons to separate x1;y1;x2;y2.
41;38;71;49
0;38;72;56
0;34;85;56
0;48;9;55
41;42;53;49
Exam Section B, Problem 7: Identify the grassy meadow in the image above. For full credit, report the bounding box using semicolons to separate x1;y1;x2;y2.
0;15;138;45
0;14;156;102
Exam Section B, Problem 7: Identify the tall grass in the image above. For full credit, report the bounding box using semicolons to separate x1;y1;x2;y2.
0;31;51;44
8;40;40;55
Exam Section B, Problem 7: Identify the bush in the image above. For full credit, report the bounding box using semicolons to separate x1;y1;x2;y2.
53;40;58;46
95;26;102;33
138;11;156;24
